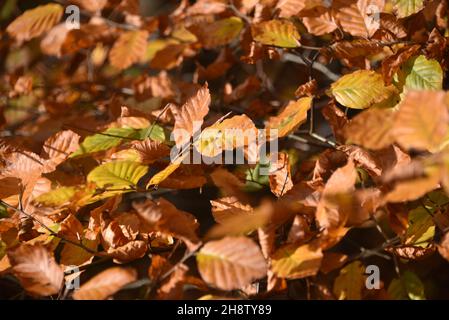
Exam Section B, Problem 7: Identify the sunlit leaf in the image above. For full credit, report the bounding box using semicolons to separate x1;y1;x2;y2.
197;237;267;290
252;20;300;48
330;70;397;109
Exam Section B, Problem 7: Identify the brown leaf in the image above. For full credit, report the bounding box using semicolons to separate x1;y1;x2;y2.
109;30;149;70
172;84;211;148
344;107;395;150
320;252;348;274
8;244;64;297
382;45;421;85
321;100;348;144
333;0;384;38
197;236;267;290
133;198;200;250
438;232;449;262
266;97;312;138
386;244;436;260
107;240;148;263
269;152;294;197
302;6;338;36
210;196;253;224
392;90;449;152
73;267;137;300
295;79;318;97
41;130;80;172
316;160;357;230
131;139;170;164
7;4;63;42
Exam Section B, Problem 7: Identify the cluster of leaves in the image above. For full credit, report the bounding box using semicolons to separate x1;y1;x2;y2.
1;0;449;300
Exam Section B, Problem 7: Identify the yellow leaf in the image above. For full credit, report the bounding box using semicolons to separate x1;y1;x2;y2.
330;70;397;109
252;19;300;48
391;0;425;18
87;161;148;190
266;96;312;137
271;243;323;279
333;261;365;300
188;17;244;49
195;114;257;158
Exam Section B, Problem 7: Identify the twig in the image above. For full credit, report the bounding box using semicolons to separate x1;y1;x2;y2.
0;200;99;256
282;53;340;81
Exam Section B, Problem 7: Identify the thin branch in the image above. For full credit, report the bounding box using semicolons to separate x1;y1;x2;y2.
282;53;340;81
0;200;99;256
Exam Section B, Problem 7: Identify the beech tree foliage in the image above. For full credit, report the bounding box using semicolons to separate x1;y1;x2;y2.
1;0;449;300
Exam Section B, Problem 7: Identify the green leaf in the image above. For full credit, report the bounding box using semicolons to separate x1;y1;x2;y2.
388;271;426;300
244;162;270;192
35;186;77;207
139;124;166;142
87;161;148;190
252;19;300;48
405;206;435;247
394;55;443;92
0;240;6;260
0;203;9;218
330;70;397;109
70;127;139;158
70;125;165;158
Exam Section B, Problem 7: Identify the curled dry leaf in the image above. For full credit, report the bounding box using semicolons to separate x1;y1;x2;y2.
269;152;294;197
210;196;253;224
196;236;267;290
73;267;137;300
385;244;436;260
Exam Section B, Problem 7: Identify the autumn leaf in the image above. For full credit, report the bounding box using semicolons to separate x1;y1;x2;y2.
7;4;63;42
109;30;149;70
333;260;365;300
271;243;323;279
7;244;64;297
73;267;137;300
252;20;300;48
172;84;211;148
344;107;395;150
394;55;443;92
87;161;148;192
392;90;449;151
195;114;257;158
266;97;312;137
333;0;384;38
188;17;244;49
197;237;267;290
391;0;426;18
269;152;294;197
330;70;397;109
